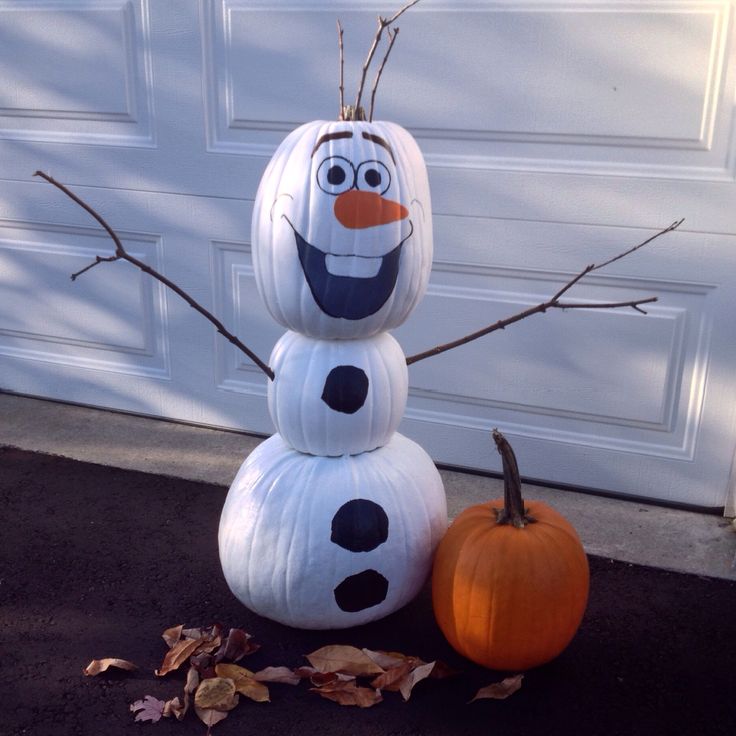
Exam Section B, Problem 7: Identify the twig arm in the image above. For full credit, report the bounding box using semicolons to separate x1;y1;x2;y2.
368;27;399;121
337;20;345;119
354;0;419;116
405;220;683;367
34;171;275;381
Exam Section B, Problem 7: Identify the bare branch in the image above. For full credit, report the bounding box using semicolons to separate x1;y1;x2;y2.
337;19;345;120
71;254;120;281
354;0;420;116
555;297;658;313
593;218;684;271
405;220;684;366
35;171;275;381
35;170;126;257
369;27;399;122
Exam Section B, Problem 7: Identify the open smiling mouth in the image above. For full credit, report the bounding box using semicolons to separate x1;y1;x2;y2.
283;216;413;321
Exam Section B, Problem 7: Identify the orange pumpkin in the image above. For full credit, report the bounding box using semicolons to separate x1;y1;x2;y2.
431;430;589;671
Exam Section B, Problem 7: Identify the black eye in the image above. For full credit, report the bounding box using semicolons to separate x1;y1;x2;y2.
356;160;391;195
328;166;346;185
364;168;381;188
316;156;354;195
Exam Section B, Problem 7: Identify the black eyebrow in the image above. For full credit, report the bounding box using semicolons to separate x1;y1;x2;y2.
362;132;395;164
311;131;353;157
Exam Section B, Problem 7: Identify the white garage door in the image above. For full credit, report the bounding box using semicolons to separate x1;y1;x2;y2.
2;1;736;510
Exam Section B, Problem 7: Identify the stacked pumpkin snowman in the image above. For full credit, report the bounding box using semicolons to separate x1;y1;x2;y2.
218;114;448;628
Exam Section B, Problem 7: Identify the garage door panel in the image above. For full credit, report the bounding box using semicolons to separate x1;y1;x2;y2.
0;0;154;146
2;1;736;510
211;240;283;398
204;1;734;179
397;273;711;460
0;222;168;377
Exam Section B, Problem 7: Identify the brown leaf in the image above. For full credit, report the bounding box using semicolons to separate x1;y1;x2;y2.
429;660;460;679
469;674;524;703
215;664;270;703
191;652;217;679
194;637;222;656
83;658;138;676
185;665;201;692
309;671;356;687
306;645;385;677
155;637;206;677
294;666;319;679
163;666;200;721
252;666;301;686
214;628;259;663
194;677;240;711
369;661;413;691
362;649;409;670
294;666;353;686
398;661;436;702
183;624;222;641
130;695;165;723
162;624;184;649
162;696;183;720
310;681;383;708
194;706;229;729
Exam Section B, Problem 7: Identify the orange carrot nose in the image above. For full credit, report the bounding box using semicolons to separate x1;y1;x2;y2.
334;190;408;229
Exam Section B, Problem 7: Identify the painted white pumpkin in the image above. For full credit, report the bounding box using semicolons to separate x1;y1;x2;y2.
253;120;433;339
268;330;408;456
218;431;448;629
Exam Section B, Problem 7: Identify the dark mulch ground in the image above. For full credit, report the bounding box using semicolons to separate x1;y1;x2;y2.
2;446;735;736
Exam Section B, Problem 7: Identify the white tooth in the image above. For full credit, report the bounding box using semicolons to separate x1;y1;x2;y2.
325;254;382;278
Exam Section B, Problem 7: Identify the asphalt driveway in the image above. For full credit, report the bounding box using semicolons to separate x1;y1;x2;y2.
3;446;735;736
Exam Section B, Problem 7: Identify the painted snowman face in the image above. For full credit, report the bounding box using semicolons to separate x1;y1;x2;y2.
252;120;433;339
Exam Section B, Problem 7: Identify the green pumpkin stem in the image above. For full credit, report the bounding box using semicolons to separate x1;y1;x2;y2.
492;429;536;528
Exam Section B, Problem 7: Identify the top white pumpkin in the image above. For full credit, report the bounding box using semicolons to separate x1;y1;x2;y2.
252;120;433;339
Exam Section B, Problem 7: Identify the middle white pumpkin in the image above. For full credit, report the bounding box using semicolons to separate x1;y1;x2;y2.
268;330;408;456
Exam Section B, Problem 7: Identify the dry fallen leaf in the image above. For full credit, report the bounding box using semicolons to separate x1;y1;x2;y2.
194;637;222;656
470;674;524;702
306;645;385;677
182;624;221;641
215;664;270;703
311;671;357;687
428;660;460;680
194;677;240;711
130;695;165;723
362;649;408;670
190;651;217;679
83;658;138;676
369;661;413;691
214;628;259;663
399;660;436;701
252;666;301;686
163;665;200;721
162;696;184;720
294;667;353;686
155;636;206;677
310;681;383;708
194;705;229;730
162;624;184;649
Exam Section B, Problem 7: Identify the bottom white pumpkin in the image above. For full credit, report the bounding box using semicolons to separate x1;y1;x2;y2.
218;432;447;629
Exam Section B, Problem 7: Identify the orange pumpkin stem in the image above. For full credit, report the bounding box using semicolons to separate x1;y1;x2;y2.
492;430;536;528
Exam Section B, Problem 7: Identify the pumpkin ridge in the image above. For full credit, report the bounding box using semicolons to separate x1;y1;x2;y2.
283;457;322;622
